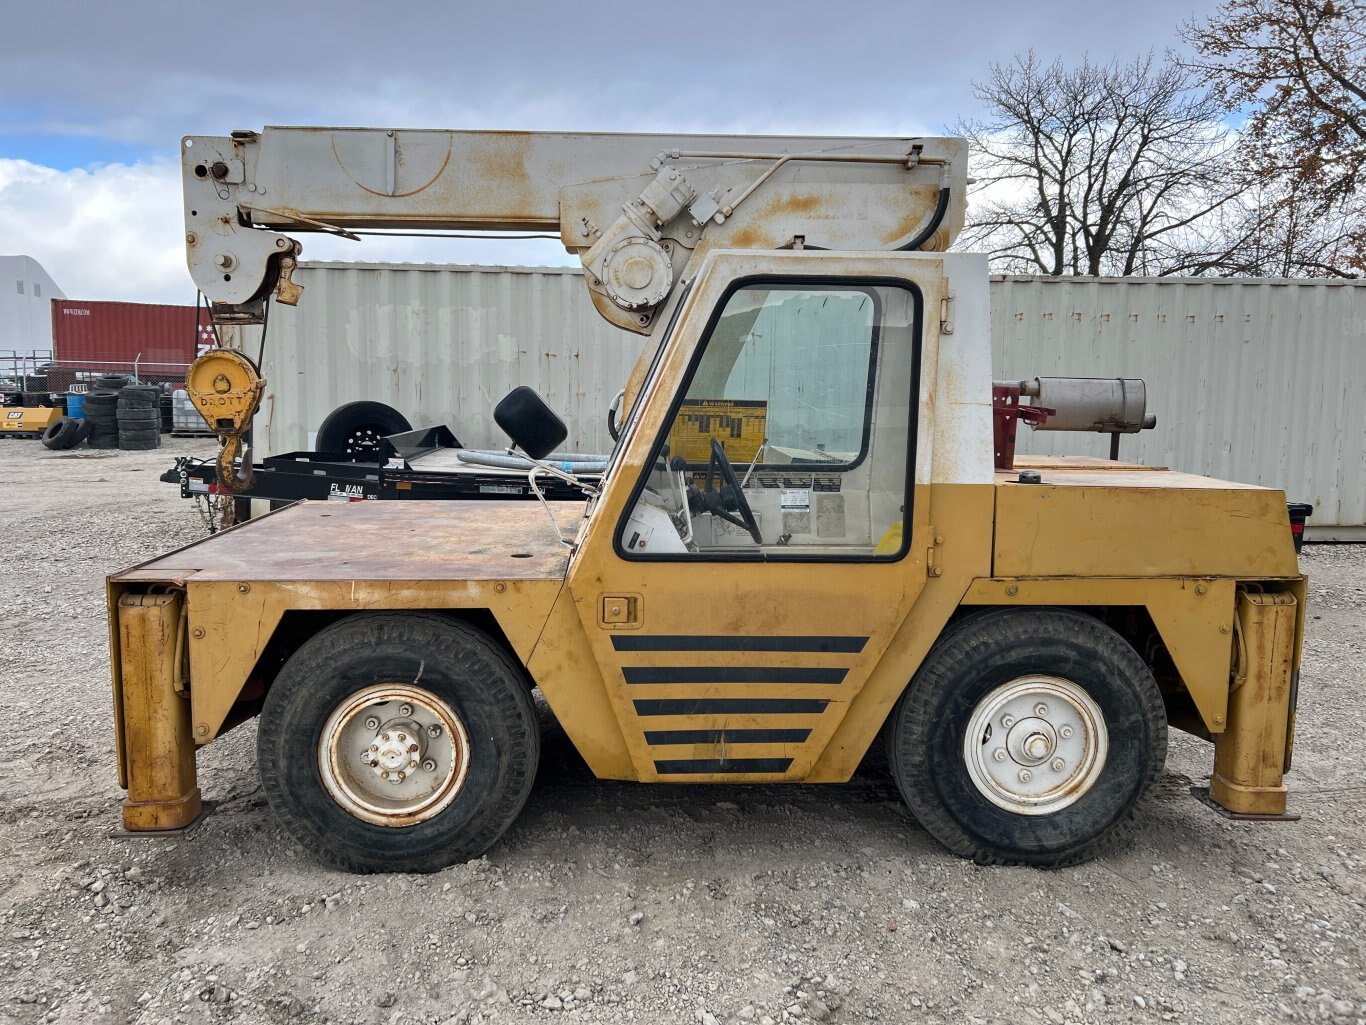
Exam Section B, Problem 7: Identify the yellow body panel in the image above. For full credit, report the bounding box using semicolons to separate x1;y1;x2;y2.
807;483;995;779
526;588;636;778
993;474;1300;579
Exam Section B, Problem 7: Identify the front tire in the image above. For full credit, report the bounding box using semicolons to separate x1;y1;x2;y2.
257;612;540;873
887;607;1166;867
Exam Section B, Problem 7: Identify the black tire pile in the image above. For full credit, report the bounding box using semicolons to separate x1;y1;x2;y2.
36;376;168;452
117;386;162;451
83;389;122;449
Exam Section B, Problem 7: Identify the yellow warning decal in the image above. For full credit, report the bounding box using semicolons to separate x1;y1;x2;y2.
669;399;767;465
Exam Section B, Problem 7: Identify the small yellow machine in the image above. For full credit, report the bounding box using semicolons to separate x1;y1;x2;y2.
1;405;61;437
107;129;1304;872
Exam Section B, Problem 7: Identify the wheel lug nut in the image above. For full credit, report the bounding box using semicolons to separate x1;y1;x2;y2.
397;733;407;743
1018;769;1032;783
1001;715;1015;728
1051;758;1065;771
992;749;1006;762
422;758;437;772
381;770;389;779
1035;703;1048;716
399;704;413;717
381;732;390;742
364;716;380;731
1059;725;1074;739
428;724;442;738
408;743;419;753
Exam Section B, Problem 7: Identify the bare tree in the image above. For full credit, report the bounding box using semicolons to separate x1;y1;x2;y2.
957;53;1242;277
1179;0;1366;273
1192;182;1359;275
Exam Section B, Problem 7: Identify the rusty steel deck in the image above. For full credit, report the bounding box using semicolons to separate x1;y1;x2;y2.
999;460;1270;490
113;500;587;583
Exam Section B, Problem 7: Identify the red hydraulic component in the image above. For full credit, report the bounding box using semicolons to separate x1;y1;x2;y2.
992;383;1054;470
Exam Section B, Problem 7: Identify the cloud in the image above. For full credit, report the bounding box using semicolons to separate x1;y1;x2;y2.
0;158;186;303
0;157;577;305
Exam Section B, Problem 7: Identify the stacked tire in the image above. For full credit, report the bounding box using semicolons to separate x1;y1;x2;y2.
118;386;163;450
84;389;122;449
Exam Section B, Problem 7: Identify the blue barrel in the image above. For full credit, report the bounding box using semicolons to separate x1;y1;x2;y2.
66;393;85;419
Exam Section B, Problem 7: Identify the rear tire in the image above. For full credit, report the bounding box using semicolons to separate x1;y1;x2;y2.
257;612;540;873
887;607;1166;867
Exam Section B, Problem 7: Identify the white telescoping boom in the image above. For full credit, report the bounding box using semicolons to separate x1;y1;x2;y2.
182;128;965;335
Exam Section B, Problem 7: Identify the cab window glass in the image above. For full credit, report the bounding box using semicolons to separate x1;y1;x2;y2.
619;281;919;560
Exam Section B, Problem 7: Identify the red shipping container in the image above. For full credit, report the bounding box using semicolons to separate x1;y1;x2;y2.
51;300;215;367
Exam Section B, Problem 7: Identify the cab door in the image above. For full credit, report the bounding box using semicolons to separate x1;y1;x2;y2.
566;251;945;782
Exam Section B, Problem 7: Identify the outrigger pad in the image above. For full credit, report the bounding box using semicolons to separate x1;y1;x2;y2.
1190;786;1301;822
108;800;217;839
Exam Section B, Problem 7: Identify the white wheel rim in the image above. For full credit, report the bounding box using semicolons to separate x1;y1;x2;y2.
318;684;470;827
962;675;1108;816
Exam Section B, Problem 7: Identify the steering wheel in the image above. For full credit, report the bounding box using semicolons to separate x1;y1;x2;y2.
700;438;762;544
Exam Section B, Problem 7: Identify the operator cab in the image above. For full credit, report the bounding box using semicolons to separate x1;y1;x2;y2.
620;280;919;559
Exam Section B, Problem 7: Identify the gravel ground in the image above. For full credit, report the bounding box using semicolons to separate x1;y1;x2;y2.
1;436;1363;1025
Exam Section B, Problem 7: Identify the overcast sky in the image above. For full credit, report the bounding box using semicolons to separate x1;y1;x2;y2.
1;0;1222;305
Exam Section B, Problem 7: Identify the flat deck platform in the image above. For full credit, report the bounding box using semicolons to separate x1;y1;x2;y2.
1001;455;1269;490
114;500;587;583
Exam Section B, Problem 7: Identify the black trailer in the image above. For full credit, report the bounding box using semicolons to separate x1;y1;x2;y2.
165;425;600;524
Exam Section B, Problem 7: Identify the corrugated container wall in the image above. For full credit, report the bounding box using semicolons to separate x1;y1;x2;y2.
255;264;1365;536
992;276;1366;538
51;299;211;365
253;264;643;459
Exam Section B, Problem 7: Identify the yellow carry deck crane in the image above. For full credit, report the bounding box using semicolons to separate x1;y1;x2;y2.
107;127;1303;872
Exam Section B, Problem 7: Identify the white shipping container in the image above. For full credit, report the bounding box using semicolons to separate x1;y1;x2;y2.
252;263;1365;535
252;263;642;461
992;275;1366;539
